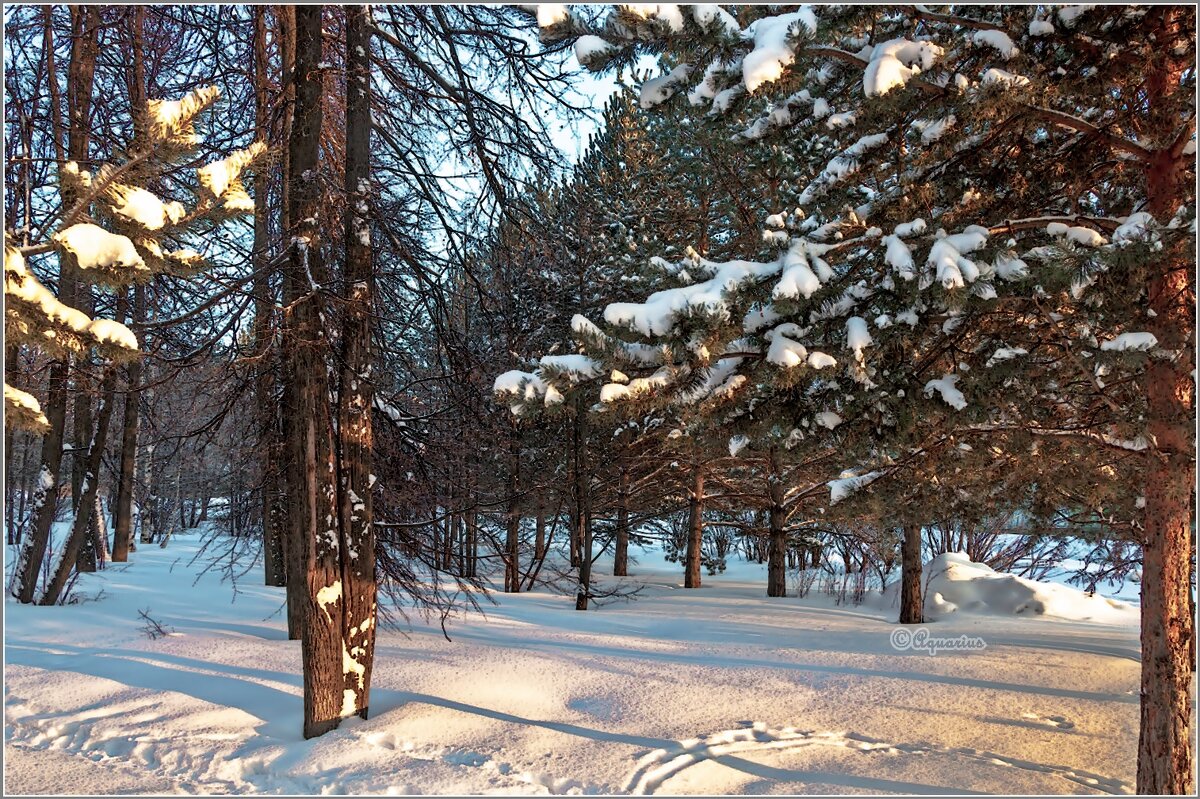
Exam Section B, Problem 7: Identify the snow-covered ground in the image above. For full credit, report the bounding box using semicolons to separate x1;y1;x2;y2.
5;534;1141;795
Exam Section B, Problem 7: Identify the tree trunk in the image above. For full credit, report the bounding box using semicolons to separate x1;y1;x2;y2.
334;4;378;722
504;425;521;593
253;5;286;589
283;4;346;739
899;524;923;624
12;357;68;603
39;367;118;605
11;7;96;604
573;397;592;610
765;447;787;597
534;491;545;563
1135;14;1194;792
112;283;144;562
766;506;786;598
614;464;629;577
684;461;704;589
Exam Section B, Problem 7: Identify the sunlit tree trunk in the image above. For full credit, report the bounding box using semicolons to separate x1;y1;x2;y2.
334;3;378;721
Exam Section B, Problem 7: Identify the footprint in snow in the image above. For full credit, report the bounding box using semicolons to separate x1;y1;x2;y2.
1020;712;1076;730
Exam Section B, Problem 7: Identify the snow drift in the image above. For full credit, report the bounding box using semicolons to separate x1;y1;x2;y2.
923;552;1138;624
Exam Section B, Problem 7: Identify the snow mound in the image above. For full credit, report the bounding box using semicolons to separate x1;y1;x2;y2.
924;552;1138;624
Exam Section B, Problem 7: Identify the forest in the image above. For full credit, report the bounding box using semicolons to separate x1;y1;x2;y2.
3;4;1195;796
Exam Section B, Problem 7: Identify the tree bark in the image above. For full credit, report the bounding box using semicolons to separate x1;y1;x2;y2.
504;426;521;593
282;4;343;739
254;5;286;589
112;285;143;563
39;366;118;605
573;397;592;610
766;507;787;598
534;490;546;563
684;461;704;589
614;464;629;576
11;6;95;603
766;447;786;597
334;3;378;722
899;524;923;624
1135;12;1195;793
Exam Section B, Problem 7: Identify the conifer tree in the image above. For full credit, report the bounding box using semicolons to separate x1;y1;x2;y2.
531;5;1194;793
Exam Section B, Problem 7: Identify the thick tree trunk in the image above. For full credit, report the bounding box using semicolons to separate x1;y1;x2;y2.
1135;15;1195;793
766;506;786;598
614;464;629;577
765;447;787;597
684;461;704;589
282;4;343;739
899;524;923;624
334;4;378;722
40;367;118;605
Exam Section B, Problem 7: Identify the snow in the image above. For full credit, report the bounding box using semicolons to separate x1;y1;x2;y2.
814;410;842;430
88;319;140;351
924;552;1137;624
927;227;989;289
5;243;139;355
1028;19;1055;36
1057;5;1094;28
1112;212;1155;245
574;35;615;66
728;434;750;457
1099;332;1158;352
1046;222;1106;247
981;67;1030;88
53;224;147;276
623;4;685;32
742;8;817;93
640;64;693;109
535;4;568;28
4;537;1141;795
986;346;1029;367
845;316;871;355
198;142;266;201
110;186;185;231
914;114;955;145
972;29;1018;59
317;580;343;622
538;354;602;380
4;383;47;429
882;235;915;280
806;350;836;369
994;252;1030;281
690;4;740;35
605;257;781;336
924;373;967;410
862;39;943;97
765;325;808;368
828;469;882;504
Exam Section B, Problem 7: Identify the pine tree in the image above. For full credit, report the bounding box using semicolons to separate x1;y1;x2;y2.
537;6;1194;791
